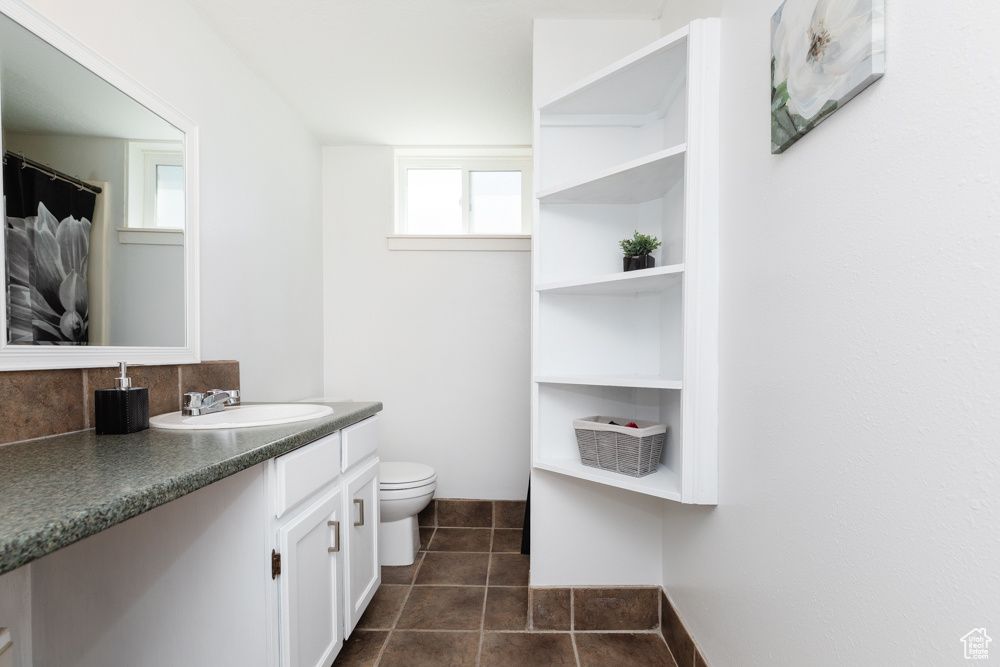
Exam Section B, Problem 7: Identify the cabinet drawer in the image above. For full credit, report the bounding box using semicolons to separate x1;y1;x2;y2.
274;432;341;518
341;416;379;472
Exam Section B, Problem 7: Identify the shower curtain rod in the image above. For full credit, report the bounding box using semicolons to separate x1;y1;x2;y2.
3;151;103;195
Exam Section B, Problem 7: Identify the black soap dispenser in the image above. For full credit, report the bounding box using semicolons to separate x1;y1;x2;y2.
95;362;149;435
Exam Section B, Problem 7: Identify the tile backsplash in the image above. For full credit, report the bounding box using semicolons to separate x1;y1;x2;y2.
0;361;239;446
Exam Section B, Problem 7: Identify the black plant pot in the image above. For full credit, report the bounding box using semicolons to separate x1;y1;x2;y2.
623;255;656;272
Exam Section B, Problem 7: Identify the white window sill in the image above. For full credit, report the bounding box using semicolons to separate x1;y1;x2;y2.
117;227;184;246
387;235;531;252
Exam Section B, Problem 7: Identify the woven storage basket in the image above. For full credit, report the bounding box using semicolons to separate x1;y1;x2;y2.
573;416;667;478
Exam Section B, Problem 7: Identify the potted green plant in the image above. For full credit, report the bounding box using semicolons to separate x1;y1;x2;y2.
619;231;662;272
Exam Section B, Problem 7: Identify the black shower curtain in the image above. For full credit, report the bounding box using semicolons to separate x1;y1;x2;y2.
4;157;97;344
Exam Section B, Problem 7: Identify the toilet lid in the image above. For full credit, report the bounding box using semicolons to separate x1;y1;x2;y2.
380;462;436;489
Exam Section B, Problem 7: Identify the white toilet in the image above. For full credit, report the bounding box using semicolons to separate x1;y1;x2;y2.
378;461;437;566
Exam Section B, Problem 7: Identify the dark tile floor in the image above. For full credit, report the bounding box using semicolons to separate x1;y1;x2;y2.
333;523;677;666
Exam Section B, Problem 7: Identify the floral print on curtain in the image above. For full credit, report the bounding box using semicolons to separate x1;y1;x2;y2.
4;156;96;344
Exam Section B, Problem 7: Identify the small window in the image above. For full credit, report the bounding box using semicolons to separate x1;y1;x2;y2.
406;168;462;234
126;140;185;231
469;170;523;234
152;162;184;228
392;147;531;250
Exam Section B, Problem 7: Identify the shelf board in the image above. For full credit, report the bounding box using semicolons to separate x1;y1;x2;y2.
536;264;683;296
538;26;689;116
535;376;682;390
537;145;685;205
534;456;681;501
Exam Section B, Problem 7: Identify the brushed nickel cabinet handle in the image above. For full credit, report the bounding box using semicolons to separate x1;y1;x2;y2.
354;499;365;527
328;520;340;553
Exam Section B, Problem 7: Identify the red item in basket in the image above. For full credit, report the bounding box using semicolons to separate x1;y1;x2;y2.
625;422;639;428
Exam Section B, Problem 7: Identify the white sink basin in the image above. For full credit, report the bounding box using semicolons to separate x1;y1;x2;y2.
149;403;334;430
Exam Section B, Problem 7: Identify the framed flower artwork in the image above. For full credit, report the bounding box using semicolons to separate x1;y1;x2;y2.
771;0;885;154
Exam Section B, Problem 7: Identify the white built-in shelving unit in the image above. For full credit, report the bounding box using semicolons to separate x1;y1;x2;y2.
531;20;720;504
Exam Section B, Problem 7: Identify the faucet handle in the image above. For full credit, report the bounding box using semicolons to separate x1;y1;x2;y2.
206;389;240;406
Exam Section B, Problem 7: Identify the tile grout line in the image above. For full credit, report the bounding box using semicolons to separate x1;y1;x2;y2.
662;588;690;667
424;526;520;530
373;550;426;666
378;628;492;635
570;589;581;667
411;584;521;588
475;504;496;667
527;586;534;631
369;626;390;666
176;365;184;411
659;588;663;636
570;588;575;632
381;628;666;635
661;587;676;666
81;369;90;430
454;628;666;634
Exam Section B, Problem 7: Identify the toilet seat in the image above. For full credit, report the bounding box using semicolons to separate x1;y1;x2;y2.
380;461;437;491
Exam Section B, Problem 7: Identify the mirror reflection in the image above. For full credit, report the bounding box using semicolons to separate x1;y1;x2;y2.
1;11;186;347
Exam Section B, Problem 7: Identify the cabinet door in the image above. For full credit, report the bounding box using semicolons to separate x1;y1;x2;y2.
277;486;344;667
343;456;381;634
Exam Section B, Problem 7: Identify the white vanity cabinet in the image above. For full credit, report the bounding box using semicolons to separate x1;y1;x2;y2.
268;415;381;667
13;408;384;667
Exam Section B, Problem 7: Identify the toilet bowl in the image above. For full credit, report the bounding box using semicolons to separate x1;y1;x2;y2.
379;461;437;566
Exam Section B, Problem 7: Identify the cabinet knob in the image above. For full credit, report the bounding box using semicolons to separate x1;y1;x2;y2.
354;499;365;527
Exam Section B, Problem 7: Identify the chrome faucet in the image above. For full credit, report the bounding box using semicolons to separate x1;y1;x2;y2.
183;389;241;416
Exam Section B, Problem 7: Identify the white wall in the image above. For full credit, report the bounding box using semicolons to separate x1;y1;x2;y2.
109;242;185;347
660;1;1000;666
20;0;325;400
659;0;721;35
322;146;530;499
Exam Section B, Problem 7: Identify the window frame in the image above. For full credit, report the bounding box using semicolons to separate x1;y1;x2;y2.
143;150;184;229
123;140;185;245
391;147;532;251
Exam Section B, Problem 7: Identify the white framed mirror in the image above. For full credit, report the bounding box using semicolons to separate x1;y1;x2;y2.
0;0;199;369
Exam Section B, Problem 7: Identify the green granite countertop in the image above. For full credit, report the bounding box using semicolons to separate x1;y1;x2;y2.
0;401;381;575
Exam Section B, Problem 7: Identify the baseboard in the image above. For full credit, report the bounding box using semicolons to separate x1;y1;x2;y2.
522;584;710;666
660;588;710;667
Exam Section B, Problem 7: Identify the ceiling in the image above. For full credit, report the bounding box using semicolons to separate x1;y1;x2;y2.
187;0;666;145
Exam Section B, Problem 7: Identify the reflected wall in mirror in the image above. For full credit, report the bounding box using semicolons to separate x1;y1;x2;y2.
0;0;199;369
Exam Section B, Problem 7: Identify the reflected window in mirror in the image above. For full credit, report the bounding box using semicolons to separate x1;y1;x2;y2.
127;140;184;231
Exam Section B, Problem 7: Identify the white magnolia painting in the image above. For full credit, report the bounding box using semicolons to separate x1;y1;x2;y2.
771;0;885;153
